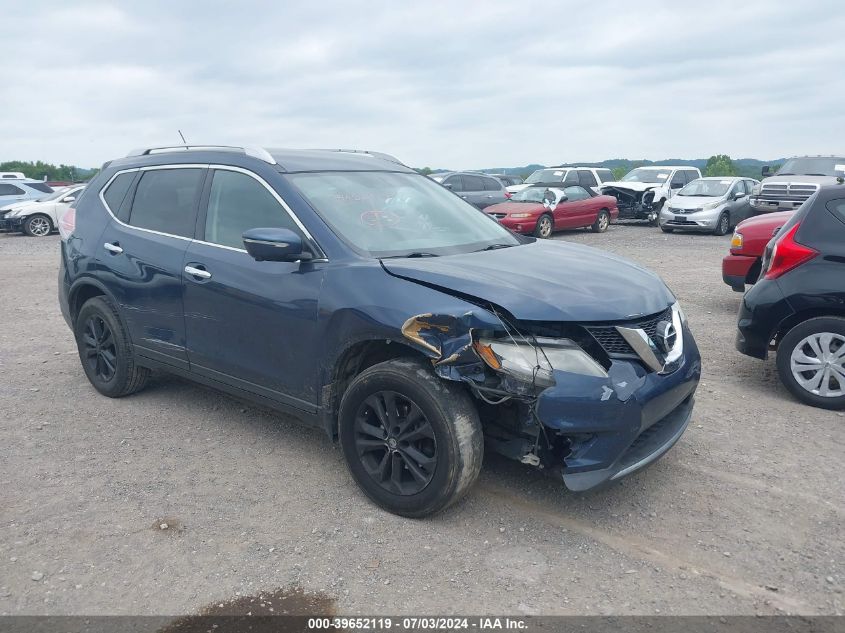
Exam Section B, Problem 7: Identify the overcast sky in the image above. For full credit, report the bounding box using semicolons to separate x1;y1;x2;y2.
3;1;844;169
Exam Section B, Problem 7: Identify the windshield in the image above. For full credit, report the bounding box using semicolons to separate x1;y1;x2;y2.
678;179;731;197
524;169;568;184
776;157;845;177
512;187;560;202
286;171;521;257
621;168;670;183
39;186;76;202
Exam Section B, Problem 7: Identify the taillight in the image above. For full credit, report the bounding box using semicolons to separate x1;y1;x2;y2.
58;207;76;240
763;223;817;280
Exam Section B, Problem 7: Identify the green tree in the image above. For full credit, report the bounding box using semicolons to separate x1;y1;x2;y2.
704;154;737;177
415;166;433;176
0;160;97;181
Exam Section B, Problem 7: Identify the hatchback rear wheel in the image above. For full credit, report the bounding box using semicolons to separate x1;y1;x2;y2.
338;358;483;517
776;317;845;410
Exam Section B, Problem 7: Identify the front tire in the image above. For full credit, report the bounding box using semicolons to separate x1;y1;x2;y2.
533;213;553;238
75;296;150;398
660;225;674;233
591;209;610;233
23;214;53;237
338;358;483;517
714;212;731;236
776;317;845;410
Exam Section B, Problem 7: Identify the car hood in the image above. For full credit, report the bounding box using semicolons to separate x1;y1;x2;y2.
736;210;793;233
0;200;38;212
506;183;531;193
484;201;542;215
600;181;662;192
381;240;674;322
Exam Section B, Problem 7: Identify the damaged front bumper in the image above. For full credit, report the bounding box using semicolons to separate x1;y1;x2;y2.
400;310;701;492
536;326;700;490
603;187;660;221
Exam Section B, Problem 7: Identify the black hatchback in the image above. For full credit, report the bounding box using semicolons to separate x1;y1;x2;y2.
736;184;845;409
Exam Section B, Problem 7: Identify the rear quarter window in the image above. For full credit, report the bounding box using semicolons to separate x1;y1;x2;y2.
102;172;136;219
827;199;845;225
482;177;502;191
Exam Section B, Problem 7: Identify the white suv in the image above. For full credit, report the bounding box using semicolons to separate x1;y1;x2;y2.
600;166;702;224
1;184;85;236
507;166;615;195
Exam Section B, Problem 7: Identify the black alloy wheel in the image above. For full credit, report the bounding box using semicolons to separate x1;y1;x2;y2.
354;390;437;496
81;314;118;382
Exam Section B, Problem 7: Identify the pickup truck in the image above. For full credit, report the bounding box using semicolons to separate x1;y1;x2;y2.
750;155;845;214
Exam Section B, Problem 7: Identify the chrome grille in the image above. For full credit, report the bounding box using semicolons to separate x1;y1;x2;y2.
758;182;818;202
586;307;672;357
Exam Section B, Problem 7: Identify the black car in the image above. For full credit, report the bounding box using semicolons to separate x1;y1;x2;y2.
736;184;845;409
59;145;700;517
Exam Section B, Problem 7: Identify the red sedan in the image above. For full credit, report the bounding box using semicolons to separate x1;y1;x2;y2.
484;185;619;237
722;211;792;292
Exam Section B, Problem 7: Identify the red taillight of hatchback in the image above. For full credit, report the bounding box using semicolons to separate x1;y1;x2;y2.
58;207;76;241
763;223;818;280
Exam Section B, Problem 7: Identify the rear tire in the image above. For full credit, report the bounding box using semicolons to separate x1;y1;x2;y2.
338;358;483;517
23;214;53;237
714;212;731;236
75;296;150;398
533;213;553;239
776;317;845;410
591;210;610;233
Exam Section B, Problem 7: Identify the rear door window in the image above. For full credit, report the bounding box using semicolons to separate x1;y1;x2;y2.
127;168;203;238
578;171;597;188
461;175;484;192
204;169;301;250
26;182;53;194
482;177;502;191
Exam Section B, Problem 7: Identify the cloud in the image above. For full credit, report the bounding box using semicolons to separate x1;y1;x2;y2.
2;0;844;169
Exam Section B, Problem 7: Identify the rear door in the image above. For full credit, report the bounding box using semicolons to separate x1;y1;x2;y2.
460;174;486;208
97;165;205;370
480;175;507;207
181;166;325;411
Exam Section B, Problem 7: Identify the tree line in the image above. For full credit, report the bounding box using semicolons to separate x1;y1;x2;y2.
0;161;98;182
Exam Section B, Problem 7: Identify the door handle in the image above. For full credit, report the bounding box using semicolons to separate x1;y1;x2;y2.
103;242;123;254
184;265;212;280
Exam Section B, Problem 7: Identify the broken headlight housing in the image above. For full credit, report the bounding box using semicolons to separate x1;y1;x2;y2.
473;336;608;388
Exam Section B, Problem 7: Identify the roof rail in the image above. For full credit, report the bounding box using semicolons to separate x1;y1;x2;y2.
314;149;406;166
125;145;277;165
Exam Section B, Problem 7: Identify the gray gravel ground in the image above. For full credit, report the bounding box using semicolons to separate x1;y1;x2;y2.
0;225;842;617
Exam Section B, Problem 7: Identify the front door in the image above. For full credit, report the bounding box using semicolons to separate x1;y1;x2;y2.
555;186;593;228
182;167;325;411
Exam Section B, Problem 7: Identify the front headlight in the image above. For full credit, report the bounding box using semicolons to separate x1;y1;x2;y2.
474;336;607;387
751;184;761;196
509;213;532;219
701;200;724;211
7;209;26;218
731;232;744;249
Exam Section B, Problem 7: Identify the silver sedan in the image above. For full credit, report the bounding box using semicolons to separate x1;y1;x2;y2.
659;177;760;236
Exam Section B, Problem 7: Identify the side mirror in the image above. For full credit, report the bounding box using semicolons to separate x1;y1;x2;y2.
62;196;76;203
733;192;746;200
443;183;453;190
242;228;312;263
761;166;771;177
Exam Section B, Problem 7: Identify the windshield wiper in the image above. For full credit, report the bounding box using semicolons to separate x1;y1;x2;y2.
804;173;828;176
381;252;440;259
476;243;514;252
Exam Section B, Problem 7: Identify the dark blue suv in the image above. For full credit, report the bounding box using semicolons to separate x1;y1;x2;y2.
59;145;701;517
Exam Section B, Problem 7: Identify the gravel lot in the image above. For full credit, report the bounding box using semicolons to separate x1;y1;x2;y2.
1;225;842;617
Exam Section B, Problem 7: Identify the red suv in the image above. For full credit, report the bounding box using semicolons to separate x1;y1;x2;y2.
722;211;792;292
